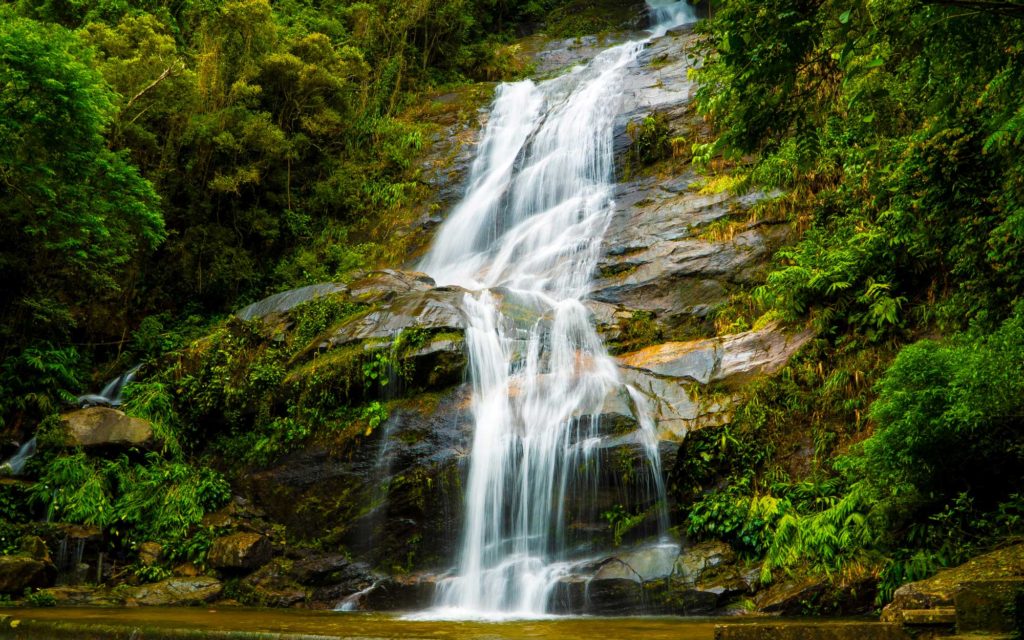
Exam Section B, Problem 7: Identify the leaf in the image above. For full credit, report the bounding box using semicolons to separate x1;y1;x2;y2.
839;9;852;24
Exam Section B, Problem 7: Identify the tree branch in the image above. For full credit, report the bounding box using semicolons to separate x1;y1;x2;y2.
125;64;182;110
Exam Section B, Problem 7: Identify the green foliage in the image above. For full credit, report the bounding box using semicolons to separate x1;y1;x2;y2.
602;504;646;547
625;113;671;177
22;588;57;607
695;0;1024;337
0;345;82;429
687;482;789;556
0;12;164;355
29;451;229;551
707;309;1024;598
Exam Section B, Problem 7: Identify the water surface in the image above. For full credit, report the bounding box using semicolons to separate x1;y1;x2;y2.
14;609;738;639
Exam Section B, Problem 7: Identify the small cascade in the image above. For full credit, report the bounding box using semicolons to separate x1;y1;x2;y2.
0;437;37;476
77;364;141;408
417;3;697;619
55;536;87;585
335;582;379;612
647;0;699;34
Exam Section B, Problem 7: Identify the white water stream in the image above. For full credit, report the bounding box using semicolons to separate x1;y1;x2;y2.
418;2;697;618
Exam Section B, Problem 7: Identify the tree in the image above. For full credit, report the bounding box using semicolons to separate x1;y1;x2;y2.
0;13;164;423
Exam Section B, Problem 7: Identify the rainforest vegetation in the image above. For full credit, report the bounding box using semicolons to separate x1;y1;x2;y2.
1;0;1023;612
677;0;1024;602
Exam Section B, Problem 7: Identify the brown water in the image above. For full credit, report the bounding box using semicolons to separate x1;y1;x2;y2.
11;608;747;639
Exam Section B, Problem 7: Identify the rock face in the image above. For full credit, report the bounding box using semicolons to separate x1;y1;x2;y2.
594;172;789;329
619;324;813;387
123;576;223;606
208;533;272;571
60;407;154;449
616;324;814;441
316;287;467;348
0;555;54;594
547;541;758;616
236;283;348;322
242;385;473;574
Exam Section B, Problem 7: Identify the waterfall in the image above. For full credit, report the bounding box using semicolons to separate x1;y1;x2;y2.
647;0;699;35
0;437;37;476
76;364;141;408
417;4;697;619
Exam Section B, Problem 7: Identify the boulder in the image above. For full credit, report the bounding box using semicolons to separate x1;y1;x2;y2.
754;575;829;615
361;574;438;611
18;536;50;563
60;407;154;449
38;585;123;607
612;544;680;582
347;270;435;303
123;576;223;606
882;543;1024;626
208;533;272;571
586;576;645;615
0;555;54;594
290;553;373;589
239;559;309;608
674;541;737;586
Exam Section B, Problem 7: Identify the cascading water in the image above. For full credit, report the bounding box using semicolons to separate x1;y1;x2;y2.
77;364;141;408
647;0;699;33
418;4;697;618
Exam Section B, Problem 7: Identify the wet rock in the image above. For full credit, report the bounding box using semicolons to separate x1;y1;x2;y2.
613;544;680;581
954;578;1024;633
616;325;814;440
882;543;1024;624
18;536;50;563
289;553;378;607
619;366;729;441
613;27;696;166
137;542;162;567
318;287;467;349
290;553;359;586
754;575;829;615
549;576;590;614
586;576;645;615
646;580;722;615
39;585;122;606
0;555;54;594
347;270;435;303
60;407;154;449
242;385;471;574
674;541;737;586
619;325;813;387
594;171;789;328
123;576;223;606
361;574;438;611
240;559;309;608
208;533;272;571
236;283;348;322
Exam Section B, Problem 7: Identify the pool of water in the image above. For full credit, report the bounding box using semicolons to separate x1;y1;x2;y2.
9;608;754;639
